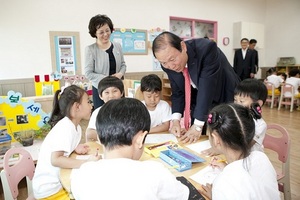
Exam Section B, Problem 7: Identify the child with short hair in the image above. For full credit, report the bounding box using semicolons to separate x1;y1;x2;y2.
85;76;124;142
71;98;189;200
32;85;101;199
265;67;284;90
234;78;268;152
285;68;300;97
201;103;280;200
140;74;171;133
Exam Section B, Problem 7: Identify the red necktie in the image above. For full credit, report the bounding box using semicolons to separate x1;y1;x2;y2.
183;68;191;129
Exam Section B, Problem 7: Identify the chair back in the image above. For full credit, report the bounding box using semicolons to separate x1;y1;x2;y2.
1;147;35;199
264;124;290;163
264;124;291;200
265;81;279;108
282;83;294;98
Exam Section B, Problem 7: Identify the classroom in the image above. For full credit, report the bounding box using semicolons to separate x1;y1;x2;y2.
0;0;300;199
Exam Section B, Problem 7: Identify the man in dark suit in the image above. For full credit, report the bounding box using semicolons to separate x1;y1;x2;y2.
233;38;256;80
152;31;240;143
249;39;259;74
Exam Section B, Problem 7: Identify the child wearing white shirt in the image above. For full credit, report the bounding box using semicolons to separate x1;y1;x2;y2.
85;76;124;142
140;74;171;133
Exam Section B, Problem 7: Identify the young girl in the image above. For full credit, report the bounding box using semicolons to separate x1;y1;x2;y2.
201;103;280;200
32;85;101;200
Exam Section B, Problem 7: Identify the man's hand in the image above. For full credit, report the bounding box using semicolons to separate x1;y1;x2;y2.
180;124;202;143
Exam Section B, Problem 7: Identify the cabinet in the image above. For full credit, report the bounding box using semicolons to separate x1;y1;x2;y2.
233;22;264;49
275;65;300;75
162;73;172;105
170;16;218;41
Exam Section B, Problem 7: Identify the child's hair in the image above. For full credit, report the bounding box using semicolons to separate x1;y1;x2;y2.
97;76;124;96
96;98;151;150
234;78;268;105
288;68;300;77
279;72;287;81
267;67;276;75
207;103;255;158
140;74;162;92
48;85;87;128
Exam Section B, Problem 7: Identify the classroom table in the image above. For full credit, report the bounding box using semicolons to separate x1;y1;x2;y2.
59;137;211;199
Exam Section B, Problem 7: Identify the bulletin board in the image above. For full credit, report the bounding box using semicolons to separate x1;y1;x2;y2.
110;28;148;55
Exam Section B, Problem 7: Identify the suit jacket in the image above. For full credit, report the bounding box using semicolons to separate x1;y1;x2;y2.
253;49;259;73
233;48;255;80
162;38;240;122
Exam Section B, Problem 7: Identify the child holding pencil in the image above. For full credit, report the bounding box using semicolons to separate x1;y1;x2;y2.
85;76;124;142
32;85;101;200
71;98;189;200
201;103;280;200
140;74;171;133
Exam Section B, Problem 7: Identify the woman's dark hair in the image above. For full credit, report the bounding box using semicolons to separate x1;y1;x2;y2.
48;85;86;128
152;31;182;58
97;76;124;96
140;74;162;92
207;103;255;159
96;98;150;150
88;14;114;38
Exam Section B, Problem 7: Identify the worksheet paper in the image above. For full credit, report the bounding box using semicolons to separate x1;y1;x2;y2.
186;140;211;154
145;133;178;144
190;165;221;185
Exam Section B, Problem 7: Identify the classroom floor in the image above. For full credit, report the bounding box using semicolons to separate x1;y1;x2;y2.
1;108;300;200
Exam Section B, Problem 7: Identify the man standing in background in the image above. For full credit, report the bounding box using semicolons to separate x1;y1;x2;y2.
233;38;256;80
249;39;259;74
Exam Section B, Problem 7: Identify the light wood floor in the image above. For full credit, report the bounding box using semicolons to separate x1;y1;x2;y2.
262;106;300;200
1;106;299;200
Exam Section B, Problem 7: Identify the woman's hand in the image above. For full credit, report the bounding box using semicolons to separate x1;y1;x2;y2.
75;144;89;155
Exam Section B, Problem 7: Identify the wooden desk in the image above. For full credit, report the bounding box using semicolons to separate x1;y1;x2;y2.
60;138;210;199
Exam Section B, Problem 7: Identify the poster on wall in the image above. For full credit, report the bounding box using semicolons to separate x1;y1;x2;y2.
49;31;82;76
110;28;148;55
55;36;76;75
148;28;165;71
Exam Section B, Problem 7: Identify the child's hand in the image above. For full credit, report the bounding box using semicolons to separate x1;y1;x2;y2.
201;147;218;157
201;183;212;199
210;156;227;170
75;144;89;155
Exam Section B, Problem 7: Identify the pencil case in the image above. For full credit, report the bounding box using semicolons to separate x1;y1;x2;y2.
159;149;205;172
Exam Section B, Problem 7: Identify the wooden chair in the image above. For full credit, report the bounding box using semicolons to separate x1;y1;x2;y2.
0;147;36;200
263;124;291;200
278;83;300;112
265;81;280;108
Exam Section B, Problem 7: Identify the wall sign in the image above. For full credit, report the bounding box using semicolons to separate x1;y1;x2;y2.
110;28;148;55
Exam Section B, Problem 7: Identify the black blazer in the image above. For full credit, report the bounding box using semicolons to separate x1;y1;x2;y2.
233;48;256;80
162;38;240;122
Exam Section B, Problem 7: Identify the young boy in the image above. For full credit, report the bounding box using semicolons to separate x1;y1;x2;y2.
234;78;268;152
71;98;189;200
140;74;171;133
85;76;124;142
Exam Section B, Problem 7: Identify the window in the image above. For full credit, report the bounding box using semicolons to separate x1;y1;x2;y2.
170;16;217;41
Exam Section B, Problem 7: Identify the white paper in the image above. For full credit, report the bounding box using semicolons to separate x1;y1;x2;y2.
145;133;178;144
190;165;221;185
186;140;211;154
76;155;91;160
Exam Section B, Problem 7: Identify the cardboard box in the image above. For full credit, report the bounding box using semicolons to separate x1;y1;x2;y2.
0;134;12;155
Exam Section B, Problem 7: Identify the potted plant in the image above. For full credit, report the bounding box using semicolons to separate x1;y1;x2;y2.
14;124;51;146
